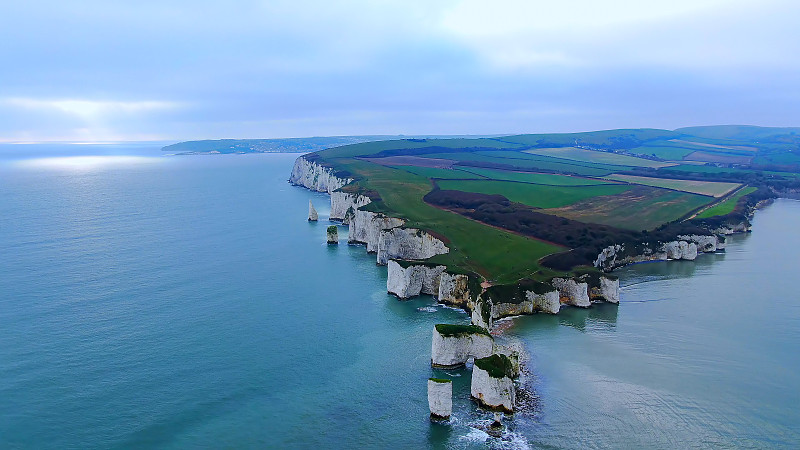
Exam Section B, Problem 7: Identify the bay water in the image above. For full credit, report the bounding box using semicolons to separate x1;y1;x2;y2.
1;145;798;449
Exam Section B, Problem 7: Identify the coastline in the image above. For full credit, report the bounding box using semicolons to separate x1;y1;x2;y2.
288;153;770;425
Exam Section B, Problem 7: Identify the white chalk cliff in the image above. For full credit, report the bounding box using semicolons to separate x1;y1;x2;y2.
431;325;494;368
330;191;371;223
348;210;405;252
589;277;620;304
289;156;351;194
551;278;591;308
376;228;449;266
471;356;515;413
427;379;452;419
491;289;562;317
437;272;472;306
386;260;446;299
594;234;725;271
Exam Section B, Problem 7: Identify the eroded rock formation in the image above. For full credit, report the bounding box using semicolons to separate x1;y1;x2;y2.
330;191;371;224
348;210;405;252
326;225;338;244
386;260;446;299
308;200;318;221
376;228;449;266
427;379;452;420
431;324;494;368
470;354;516;413
551;278;591;308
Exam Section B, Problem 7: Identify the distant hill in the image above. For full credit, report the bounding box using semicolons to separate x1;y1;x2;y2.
162;135;495;155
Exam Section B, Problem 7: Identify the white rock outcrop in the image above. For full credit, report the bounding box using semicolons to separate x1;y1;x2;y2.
711;221;751;235
471;356;515;413
663;240;698;260
552;278;591;308
678;234;720;253
471;295;493;330
326;226;338;244
490;289;561;317
594;234;723;271
431;325;494;368
308;200;318;221
526;289;562;314
437;272;473;306
594;277;620;304
348;210;405;252
427;379;452;419
386;260;446;299
330;191;371;223
376;228;449;266
289;156;350;194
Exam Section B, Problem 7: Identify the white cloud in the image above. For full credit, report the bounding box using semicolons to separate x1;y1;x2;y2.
439;0;799;70
3;98;180;120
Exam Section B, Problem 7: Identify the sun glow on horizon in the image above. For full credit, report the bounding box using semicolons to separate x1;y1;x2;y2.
15;155;164;171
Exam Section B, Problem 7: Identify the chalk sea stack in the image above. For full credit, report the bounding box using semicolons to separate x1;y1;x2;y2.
471;354;516;413
427;378;452;420
308;200;318;221
326;225;338;244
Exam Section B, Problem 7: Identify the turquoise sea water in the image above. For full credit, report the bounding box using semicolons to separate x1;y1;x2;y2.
1;145;798;449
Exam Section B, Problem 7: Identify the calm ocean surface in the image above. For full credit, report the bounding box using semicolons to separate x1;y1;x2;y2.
1;144;798;449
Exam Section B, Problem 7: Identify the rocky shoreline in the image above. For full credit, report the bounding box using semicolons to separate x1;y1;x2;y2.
288;154;760;423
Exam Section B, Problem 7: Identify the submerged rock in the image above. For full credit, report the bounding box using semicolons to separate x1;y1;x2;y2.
471;354;515;413
427;378;452;420
308;200;318;221
431;324;494;368
326;225;338;244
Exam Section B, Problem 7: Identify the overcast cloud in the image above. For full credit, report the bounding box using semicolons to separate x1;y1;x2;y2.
1;0;798;141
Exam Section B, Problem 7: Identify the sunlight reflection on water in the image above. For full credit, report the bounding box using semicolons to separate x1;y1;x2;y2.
14;156;164;170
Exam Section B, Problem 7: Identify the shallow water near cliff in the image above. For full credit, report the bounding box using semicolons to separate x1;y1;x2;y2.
1;146;799;449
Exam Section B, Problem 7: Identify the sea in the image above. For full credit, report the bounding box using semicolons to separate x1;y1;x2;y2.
1;143;798;449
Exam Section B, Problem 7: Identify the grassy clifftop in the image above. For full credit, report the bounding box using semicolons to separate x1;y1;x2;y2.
305;127;798;282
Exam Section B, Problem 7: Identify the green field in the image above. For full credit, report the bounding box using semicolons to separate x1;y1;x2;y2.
627;145;695;160
293;126;800;278
543;187;714;231
423;151;617;177
392;165;486;180
524;147;677;168
696;187;758;218
457;167;617;185
606;174;740;197
436;179;632;209
327;158;564;283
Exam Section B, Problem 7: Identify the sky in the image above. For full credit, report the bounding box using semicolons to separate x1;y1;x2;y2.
1;0;799;142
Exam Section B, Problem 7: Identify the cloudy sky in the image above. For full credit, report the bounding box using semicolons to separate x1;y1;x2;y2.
1;0;798;142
